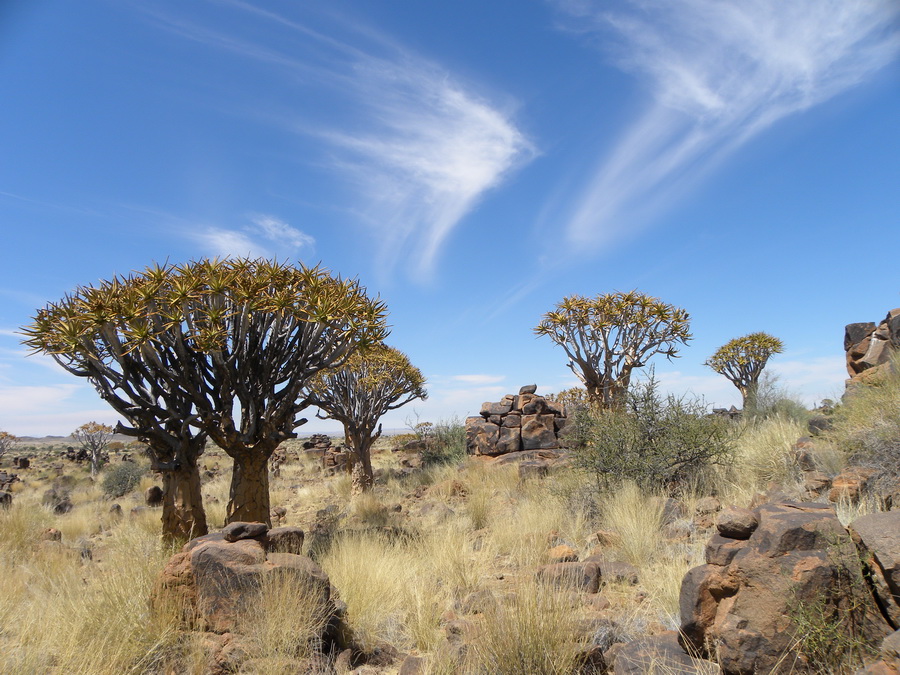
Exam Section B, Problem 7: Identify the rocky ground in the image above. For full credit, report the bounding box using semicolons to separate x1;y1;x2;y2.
1;418;899;674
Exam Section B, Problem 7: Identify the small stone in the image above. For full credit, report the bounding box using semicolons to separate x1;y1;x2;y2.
519;384;538;395
715;506;759;539
222;521;268;542
547;544;579;563
40;527;62;542
695;496;721;515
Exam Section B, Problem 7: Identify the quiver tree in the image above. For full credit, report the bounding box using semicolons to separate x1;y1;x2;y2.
22;258;387;533
705;332;784;410
306;344;426;492
0;431;16;460
534;291;691;409
73;421;113;477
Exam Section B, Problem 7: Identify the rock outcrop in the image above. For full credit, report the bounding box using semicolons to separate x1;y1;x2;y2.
845;309;900;383
465;385;568;456
152;521;335;636
679;501;894;674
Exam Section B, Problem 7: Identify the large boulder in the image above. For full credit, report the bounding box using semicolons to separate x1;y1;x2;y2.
845;310;900;378
152;523;334;635
680;501;892;674
465;417;500;456
851;511;900;627
521;414;558;450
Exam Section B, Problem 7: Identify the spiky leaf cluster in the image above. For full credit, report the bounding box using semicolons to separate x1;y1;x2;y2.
535;291;691;407
705;332;784;397
22;259;388;451
306;344;426;437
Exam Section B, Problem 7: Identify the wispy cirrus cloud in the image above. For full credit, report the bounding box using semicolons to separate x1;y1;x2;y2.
321;56;534;281
554;0;900;249
189;215;314;259
141;4;533;282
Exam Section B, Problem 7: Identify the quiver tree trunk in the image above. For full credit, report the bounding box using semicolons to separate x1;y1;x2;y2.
226;450;272;526
151;437;208;543
161;459;207;542
346;428;376;493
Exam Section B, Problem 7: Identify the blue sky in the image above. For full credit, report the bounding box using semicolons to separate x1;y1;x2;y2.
1;0;899;437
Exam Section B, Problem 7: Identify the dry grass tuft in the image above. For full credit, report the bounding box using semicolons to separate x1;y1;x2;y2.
465;579;589;675
600;481;665;567
237;570;333;666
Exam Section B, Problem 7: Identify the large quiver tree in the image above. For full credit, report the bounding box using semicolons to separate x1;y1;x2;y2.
534;290;691;409
306;344;426;492
23;258;387;533
705;332;784;410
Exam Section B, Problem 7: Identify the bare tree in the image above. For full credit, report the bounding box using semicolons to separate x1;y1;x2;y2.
535;291;691;409
22;258;387;536
73;421;113;477
307;344;426;491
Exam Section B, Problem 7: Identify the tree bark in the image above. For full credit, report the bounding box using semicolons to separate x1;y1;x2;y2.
161;459;208;542
346;427;375;492
226;451;272;526
151;437;208;543
358;438;375;492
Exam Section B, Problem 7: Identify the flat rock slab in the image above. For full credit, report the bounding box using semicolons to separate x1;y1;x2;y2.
536;562;600;594
612;631;720;674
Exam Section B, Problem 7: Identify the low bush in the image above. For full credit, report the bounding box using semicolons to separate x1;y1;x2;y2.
101;461;145;498
743;371;811;424
570;375;734;494
422;417;466;467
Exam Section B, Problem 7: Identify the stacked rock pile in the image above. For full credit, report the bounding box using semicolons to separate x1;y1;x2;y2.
302;434;351;474
845;308;900;383
465;385;568;456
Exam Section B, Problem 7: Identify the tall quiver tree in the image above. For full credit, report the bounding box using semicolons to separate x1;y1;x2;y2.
306;344;426;492
534;290;692;409
705;332;784;410
23;258;387;533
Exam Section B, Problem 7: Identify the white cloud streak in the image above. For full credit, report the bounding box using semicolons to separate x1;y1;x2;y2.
322;57;534;280
556;0;900;248
188;214;314;259
143;5;533;282
451;374;507;385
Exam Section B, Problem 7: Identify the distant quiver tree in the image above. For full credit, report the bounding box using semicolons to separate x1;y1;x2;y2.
306;344;426;492
73;421;113;477
534;291;691;409
705;332;784;410
0;430;16;460
22;258;387;536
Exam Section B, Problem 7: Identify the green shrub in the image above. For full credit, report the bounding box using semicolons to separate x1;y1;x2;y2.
422;417;466;467
743;371;810;424
101;461;145;498
571;374;734;494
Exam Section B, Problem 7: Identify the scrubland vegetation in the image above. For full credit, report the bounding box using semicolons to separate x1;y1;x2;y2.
9;266;899;672
1;362;896;674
